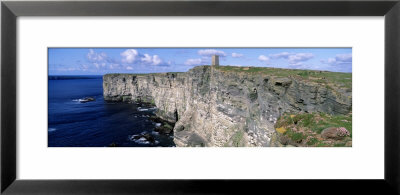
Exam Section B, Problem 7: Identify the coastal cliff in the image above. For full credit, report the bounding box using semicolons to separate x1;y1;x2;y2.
103;66;352;147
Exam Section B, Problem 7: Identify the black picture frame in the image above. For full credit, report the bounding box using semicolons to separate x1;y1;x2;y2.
1;0;399;194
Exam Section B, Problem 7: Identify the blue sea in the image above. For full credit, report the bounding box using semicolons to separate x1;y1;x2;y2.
48;76;175;147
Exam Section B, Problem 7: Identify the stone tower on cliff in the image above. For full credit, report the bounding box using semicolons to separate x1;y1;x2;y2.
212;55;219;66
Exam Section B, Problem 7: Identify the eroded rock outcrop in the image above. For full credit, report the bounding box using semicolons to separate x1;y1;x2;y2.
103;66;352;147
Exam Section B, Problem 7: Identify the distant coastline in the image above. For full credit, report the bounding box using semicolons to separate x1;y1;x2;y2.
48;75;102;80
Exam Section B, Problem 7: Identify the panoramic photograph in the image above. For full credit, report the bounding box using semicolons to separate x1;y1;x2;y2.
48;48;352;147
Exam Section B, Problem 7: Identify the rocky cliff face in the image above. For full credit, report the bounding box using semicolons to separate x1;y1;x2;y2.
103;66;352;147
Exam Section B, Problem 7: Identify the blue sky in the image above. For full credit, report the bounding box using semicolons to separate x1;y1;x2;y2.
48;48;352;75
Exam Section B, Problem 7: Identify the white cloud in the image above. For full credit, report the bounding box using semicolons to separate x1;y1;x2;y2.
141;54;162;66
287;53;314;65
198;49;227;57
270;52;291;59
84;49;120;71
126;66;133;70
121;49;139;64
185;58;202;66
152;55;162;65
321;53;352;65
258;55;270;62
335;53;352;62
325;58;337;64
87;49;107;62
108;63;119;69
141;54;152;64
268;52;314;65
232;53;244;58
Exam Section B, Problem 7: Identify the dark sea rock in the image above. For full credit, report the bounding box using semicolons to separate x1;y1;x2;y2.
131;133;155;144
150;116;174;134
79;97;95;103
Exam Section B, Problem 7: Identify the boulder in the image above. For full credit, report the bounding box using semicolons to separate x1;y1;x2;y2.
155;125;173;134
321;127;349;140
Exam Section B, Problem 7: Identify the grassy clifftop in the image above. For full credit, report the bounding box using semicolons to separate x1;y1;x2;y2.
214;66;352;89
105;65;351;90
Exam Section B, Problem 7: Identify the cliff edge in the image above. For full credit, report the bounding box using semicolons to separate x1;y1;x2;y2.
103;66;352;147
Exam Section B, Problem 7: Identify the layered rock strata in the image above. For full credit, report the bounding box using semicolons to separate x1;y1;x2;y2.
103;66;351;147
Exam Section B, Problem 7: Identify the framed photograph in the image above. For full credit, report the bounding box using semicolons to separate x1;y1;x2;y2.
47;47;353;148
2;0;399;194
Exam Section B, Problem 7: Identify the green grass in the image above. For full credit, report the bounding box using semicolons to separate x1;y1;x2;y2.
106;65;351;89
231;130;244;147
106;65;351;90
278;112;352;136
334;143;347;147
275;112;352;147
214;65;352;89
307;137;319;146
316;142;329;147
104;72;184;77
286;130;306;142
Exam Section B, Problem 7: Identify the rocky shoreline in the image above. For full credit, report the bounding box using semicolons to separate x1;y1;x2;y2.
103;65;352;147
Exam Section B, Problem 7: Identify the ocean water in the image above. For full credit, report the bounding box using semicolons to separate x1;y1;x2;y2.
48;76;175;147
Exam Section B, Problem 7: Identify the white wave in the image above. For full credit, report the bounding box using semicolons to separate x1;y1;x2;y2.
129;134;139;140
134;139;150;145
129;134;151;145
138;137;147;141
48;128;57;132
